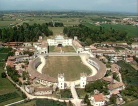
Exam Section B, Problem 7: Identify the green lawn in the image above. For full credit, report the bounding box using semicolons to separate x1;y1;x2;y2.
42;56;91;81
76;88;87;99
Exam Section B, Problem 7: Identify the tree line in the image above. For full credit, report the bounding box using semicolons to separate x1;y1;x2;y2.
0;23;53;42
63;24;129;45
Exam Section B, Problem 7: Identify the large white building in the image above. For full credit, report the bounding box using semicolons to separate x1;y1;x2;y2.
47;35;72;46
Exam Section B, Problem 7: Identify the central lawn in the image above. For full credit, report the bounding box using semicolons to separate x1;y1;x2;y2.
42;56;91;81
49;46;62;52
62;46;75;52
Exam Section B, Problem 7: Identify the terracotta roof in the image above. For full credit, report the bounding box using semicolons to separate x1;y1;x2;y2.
108;82;124;90
73;40;83;48
93;93;105;102
6;61;15;68
8;56;16;60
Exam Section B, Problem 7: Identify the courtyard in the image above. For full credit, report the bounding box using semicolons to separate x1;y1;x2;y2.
42;56;91;81
49;46;75;52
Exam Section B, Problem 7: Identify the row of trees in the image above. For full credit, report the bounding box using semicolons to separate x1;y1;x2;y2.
0;23;53;42
63;24;129;45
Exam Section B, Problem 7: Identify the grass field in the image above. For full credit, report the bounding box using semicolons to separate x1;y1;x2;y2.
0;20;21;28
42;56;91;81
49;27;64;35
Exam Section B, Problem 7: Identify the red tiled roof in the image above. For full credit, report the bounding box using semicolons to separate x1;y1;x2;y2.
93;93;105;102
108;82;124;90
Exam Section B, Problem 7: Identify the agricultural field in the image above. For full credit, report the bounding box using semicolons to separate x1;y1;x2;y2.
84;23;138;37
42;56;91;81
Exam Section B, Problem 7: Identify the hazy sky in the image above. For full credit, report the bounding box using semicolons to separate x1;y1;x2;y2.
0;0;137;13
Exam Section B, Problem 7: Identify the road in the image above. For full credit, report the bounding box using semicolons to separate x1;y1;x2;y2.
80;54;97;76
70;82;82;106
37;55;46;73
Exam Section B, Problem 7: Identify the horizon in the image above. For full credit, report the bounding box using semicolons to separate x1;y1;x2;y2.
0;0;137;14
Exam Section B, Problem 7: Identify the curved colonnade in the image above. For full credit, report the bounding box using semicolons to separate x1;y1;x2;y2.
28;54;106;84
86;57;106;82
28;57;57;85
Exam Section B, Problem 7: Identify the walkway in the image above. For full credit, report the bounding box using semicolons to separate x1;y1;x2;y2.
80;54;97;76
37;55;46;73
70;82;82;106
5;99;25;106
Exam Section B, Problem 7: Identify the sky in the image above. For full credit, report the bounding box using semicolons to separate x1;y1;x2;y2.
0;0;137;13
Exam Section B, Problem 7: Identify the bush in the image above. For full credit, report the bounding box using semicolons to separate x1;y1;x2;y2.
1;72;7;78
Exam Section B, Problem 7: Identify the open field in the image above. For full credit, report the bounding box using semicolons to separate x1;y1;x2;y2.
42;56;91;81
49;27;64;35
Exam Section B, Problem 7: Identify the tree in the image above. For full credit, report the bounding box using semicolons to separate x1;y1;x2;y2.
1;72;7;78
84;94;91;106
110;95;117;104
85;38;93;46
